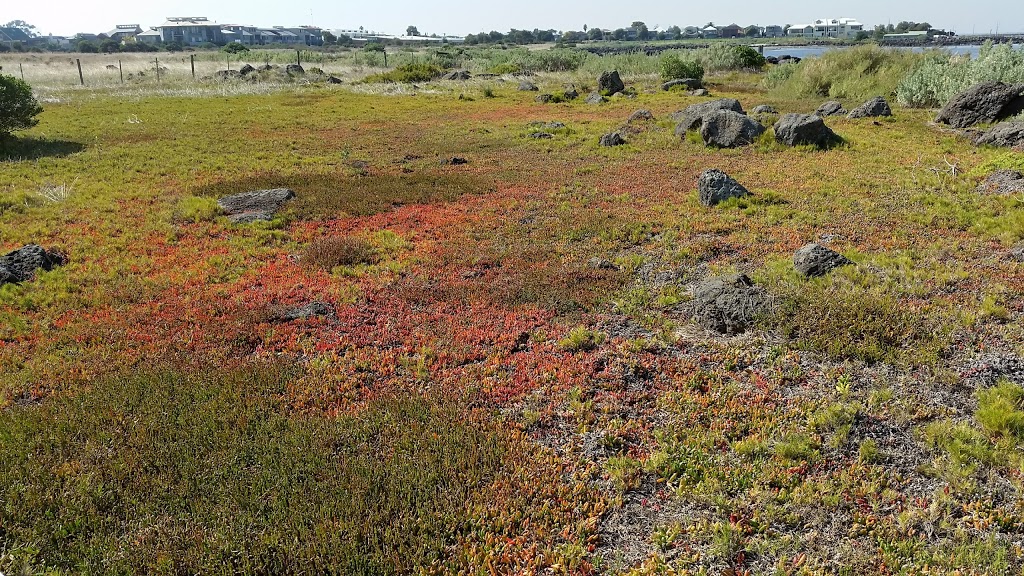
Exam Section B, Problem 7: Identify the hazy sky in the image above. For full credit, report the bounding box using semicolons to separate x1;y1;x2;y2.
6;0;1022;37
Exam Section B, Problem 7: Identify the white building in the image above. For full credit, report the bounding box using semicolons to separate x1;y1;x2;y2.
787;18;864;39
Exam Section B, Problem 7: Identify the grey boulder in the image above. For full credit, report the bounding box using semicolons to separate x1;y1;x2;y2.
815;101;847;117
627;109;655;123
442;70;472;81
285;64;305;75
698;169;749;206
672;98;745;135
936;81;1024;129
699;110;765;148
793;243;852;277
773;113;840;148
692;273;768;334
662;78;701;91
518;80;538;91
752;104;778;115
847;96;892;119
598;70;625;95
0;244;66;285
599;132;626;147
218;188;296;223
273;301;334;322
585;91;606;105
975;122;1024;148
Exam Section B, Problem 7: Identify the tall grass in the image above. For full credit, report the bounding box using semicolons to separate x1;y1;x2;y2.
0;367;505;574
767;44;928;101
897;42;1024;108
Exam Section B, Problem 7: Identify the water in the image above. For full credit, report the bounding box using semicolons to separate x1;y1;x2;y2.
762;44;1022;59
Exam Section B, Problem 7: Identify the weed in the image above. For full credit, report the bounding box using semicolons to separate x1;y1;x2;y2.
301;237;378;271
976;380;1024;440
559;326;606;352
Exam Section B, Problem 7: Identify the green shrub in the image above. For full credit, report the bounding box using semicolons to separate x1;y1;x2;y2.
363;63;444;83
731;45;766;69
897;42;1024;108
222;43;249;54
769;45;927;101
559;326;606;352
761;62;799;89
0;74;43;139
489;62;522;75
660;54;704;82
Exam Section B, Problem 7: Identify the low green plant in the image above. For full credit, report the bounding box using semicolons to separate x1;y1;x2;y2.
559;326;606;352
174;196;221;223
775;433;818;463
976;380;1024;439
660;54;704;82
362;62;444;83
898;42;1024;108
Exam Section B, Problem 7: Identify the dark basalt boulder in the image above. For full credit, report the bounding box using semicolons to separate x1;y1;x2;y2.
239;64;256;76
773;113;840;148
692;273;768;334
936;81;1024;129
662;78;702;91
698;169;749;206
815;101;847;117
671;98;745;135
217;188;295;223
752;104;778;115
599;132;626;147
0;244;66;285
699;110;765;148
598;70;625;95
847;96;892;119
793;243;853;277
975;122;1024;148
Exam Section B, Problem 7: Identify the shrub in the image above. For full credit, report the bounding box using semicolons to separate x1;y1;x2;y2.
363;62;444;83
174;196;221;223
558;326;606;352
760;62;799;89
660;54;704;82
222;42;249;54
0;75;43;140
732;45;766;69
301;237;378;271
897;42;1024;108
769;45;927;101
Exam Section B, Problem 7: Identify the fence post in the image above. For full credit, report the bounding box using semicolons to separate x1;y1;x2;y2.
190;54;195;78
296;49;301;66
226;53;230;71
20;62;24;80
76;58;84;85
383;50;387;67
118;59;123;83
155;57;160;82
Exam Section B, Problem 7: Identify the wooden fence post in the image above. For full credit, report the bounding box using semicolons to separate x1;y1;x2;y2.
296;49;301;66
118;60;123;83
190;54;195;78
383;50;387;67
155;57;160;82
76;58;84;85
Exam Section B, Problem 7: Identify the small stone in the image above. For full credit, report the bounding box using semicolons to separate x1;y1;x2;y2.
793;243;853;277
815;101;847;117
599;132;626;147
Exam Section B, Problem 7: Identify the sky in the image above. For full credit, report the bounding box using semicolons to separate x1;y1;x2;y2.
4;0;1022;38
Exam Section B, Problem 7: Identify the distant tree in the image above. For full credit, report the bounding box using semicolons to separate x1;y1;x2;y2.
535;29;555;42
166;40;184;52
612;28;627;41
223;42;249;54
855;31;871;41
588;28;604;40
744;25;761;37
873;25;886;40
77;40;99;53
631;21;649;40
99;39;121;53
0;74;43;143
3;20;37;37
583;24;588;32
363;42;385;52
335;34;353;46
321;30;337;44
406;25;419;36
487;30;504;43
666;25;681;39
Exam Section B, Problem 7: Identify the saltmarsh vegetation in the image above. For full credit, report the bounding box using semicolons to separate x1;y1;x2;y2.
1;40;1024;574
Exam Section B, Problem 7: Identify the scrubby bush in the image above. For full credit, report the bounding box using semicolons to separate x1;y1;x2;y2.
302;237;378;270
897;42;1024;108
222;42;249;54
0;75;43;140
362;62;444;83
732;45;766;69
769;45;926;101
660;54;704;82
760;62;799;89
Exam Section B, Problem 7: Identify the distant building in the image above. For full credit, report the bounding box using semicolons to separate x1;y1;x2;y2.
159;17;225;45
883;31;930;40
701;25;720;39
0;27;33;45
682;26;701;38
787;18;864;39
718;23;743;38
277;26;323;46
762;25;784;38
136;29;161;44
107;24;143;42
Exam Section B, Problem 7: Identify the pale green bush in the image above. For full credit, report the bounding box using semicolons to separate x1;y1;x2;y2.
897;42;1024;108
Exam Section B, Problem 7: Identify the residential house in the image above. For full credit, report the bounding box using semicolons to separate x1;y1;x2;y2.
40;34;73;48
718;23;743;38
222;25;259;45
0;27;33;46
787;18;864;39
159;17;225;45
277;26;323;45
681;26;702;38
762;25;784;38
107;24;143;42
136;29;162;44
743;25;762;37
701;25;720;39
